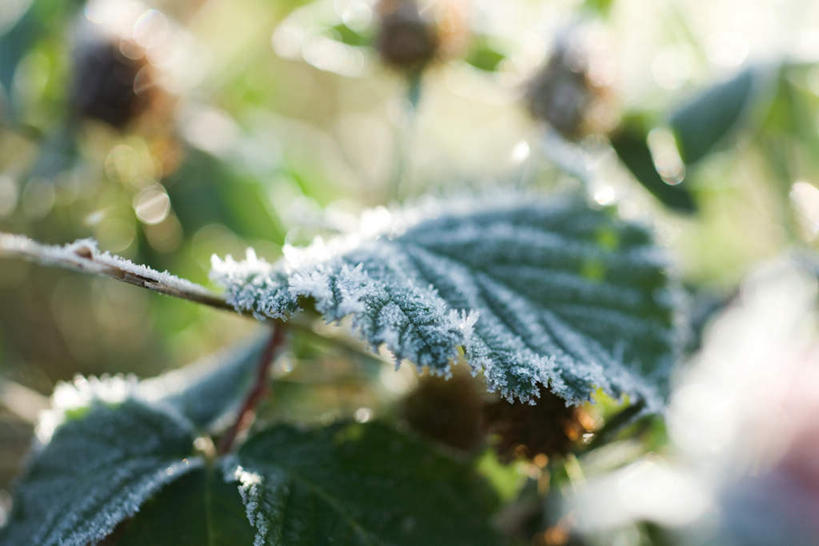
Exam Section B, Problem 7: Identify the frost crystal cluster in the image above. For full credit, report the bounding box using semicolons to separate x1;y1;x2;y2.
212;195;679;409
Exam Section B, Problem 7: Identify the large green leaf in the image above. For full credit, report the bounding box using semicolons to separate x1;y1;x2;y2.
212;194;680;410
0;397;201;546
228;421;500;546
2;355;503;544
0;335;267;546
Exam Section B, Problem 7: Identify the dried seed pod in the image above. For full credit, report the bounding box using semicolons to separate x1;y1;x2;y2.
375;0;439;70
525;26;616;140
483;387;594;462
400;368;485;452
70;37;155;128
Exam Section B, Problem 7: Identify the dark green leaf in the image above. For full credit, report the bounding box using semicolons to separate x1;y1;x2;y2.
0;397;200;546
213;194;681;410
669;67;758;164
108;467;255;546
0;0;82;120
164;148;286;244
611;123;697;213
0;1;38;118
140;333;270;432
228;421;501;546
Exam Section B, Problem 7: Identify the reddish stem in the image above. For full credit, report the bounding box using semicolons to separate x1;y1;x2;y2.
218;327;286;454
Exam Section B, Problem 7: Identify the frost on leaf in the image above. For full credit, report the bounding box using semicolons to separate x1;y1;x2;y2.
0;337;270;546
211;194;680;409
0;392;200;546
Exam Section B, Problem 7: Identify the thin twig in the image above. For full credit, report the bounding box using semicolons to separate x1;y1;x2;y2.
218;327;286;454
0;232;234;312
0;232;392;366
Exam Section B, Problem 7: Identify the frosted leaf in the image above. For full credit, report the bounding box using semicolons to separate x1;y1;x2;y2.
140;333;270;431
226;421;500;546
0;337;271;545
211;194;680;409
0;397;201;546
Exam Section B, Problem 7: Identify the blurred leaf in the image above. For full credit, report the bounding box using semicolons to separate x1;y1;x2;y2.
165;148;285;244
0;0;37;118
229;421;501;545
610;122;697;213
682;283;734;355
109;467;255;546
24;123;78;181
0;397;201;546
329;22;372;47
669;67;758;165
0;0;81;120
212;194;680;410
141;333;270;432
582;0;616;16
465;37;507;72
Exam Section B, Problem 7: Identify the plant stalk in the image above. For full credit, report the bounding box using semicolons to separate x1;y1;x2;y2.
218;327;286;454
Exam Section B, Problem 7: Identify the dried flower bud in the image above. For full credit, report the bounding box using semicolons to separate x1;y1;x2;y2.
526;27;616;140
483;387;593;462
375;0;439;70
70;37;154;128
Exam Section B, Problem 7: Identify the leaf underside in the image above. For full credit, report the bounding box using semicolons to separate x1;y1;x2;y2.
212;195;680;409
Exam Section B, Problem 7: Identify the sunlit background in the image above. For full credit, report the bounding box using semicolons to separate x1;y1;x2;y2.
2;0;819;543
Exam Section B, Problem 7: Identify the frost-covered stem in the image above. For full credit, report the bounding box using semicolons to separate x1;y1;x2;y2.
0;233;390;364
0;232;234;312
218;327;286;454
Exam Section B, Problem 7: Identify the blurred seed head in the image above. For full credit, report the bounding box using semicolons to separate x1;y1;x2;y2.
375;0;439;71
70;34;156;129
400;366;485;452
525;24;617;140
483;387;593;462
